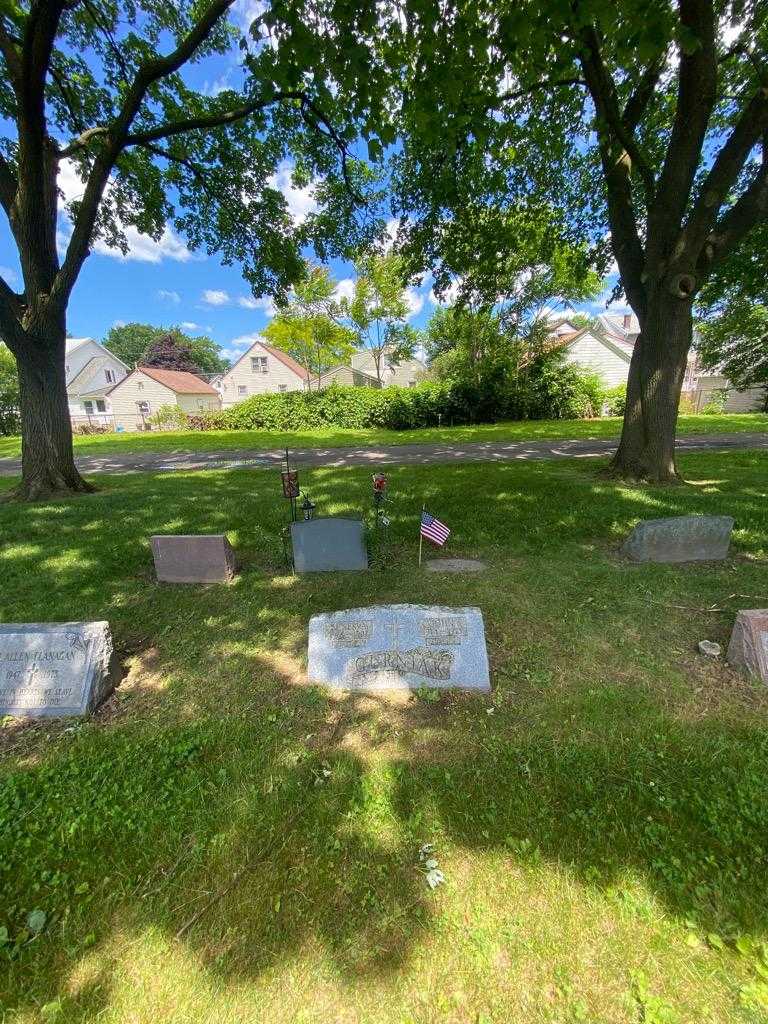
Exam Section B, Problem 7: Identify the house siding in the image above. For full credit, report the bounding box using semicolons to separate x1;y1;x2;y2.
108;372;180;431
350;350;427;387
219;341;306;407
66;340;129;421
316;366;381;389
563;333;630;387
695;375;766;413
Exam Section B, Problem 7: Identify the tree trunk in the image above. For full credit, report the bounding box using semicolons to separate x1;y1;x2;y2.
609;291;693;483
10;321;93;501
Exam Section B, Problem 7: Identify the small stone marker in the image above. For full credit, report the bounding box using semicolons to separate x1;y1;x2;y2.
307;604;490;692
425;558;487;573
697;640;721;658
291;518;367;573
0;621;120;718
151;534;236;583
727;610;768;683
621;515;734;563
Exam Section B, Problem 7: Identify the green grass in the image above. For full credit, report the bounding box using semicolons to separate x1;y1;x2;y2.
1;450;768;1022
0;411;765;460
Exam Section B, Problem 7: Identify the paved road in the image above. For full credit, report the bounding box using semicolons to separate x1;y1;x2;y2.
1;431;765;477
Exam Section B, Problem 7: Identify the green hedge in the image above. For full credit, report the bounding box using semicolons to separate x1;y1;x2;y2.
191;353;607;432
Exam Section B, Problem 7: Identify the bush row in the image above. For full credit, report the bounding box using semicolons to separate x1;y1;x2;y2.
190;353;609;432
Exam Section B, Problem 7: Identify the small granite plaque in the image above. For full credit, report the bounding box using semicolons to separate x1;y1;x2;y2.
151;534;236;583
621;515;734;563
727;609;768;684
0;621;120;718
291;518;368;573
307;604;490;692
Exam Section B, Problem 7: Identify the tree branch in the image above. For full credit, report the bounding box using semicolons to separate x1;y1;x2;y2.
53;0;236;305
0;273;25;353
622;53;666;131
0;16;22;87
579;25;656;206
494;77;587;104
699;152;768;273
646;0;717;262
684;87;768;257
0;152;18;215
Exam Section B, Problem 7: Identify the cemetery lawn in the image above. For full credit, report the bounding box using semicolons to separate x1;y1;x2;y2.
2;449;768;1023
0;411;765;460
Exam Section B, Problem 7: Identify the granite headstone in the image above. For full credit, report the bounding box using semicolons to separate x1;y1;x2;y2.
621;515;734;563
151;534;236;583
291;518;368;573
0;621;120;718
307;604;490;691
727;609;768;684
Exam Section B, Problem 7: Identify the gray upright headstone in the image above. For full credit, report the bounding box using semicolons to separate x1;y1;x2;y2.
151;534;236;583
727;609;768;684
621;515;734;563
0;621;120;718
291;518;368;573
307;604;490;692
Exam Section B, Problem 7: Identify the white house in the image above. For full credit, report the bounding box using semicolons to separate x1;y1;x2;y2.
105;367;221;431
340;347;427;388
65;337;130;425
216;339;309;407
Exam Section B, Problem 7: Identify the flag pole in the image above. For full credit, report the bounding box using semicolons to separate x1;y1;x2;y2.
418;503;425;567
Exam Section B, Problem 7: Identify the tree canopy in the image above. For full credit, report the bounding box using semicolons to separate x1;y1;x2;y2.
103;323;229;373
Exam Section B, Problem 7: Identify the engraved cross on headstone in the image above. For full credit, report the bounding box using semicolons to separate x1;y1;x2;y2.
388;620;402;650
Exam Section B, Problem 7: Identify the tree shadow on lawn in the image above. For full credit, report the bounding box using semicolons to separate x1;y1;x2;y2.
1;454;767;1016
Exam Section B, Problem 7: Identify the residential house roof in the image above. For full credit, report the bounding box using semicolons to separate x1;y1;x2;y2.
222;339;309;382
105;367;220;396
67;356;122;397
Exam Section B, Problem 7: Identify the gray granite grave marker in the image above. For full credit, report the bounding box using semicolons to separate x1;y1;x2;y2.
151;534;236;583
727;609;768;683
291;518;367;573
0;621;119;718
621;515;734;563
307;604;490;691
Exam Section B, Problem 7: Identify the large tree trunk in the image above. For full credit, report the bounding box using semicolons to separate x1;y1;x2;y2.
10;319;93;501
609;290;693;483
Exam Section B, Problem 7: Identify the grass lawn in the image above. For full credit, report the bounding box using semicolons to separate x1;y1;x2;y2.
0;412;765;460
1;451;768;1023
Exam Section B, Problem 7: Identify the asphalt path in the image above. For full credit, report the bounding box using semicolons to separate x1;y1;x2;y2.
0;431;765;477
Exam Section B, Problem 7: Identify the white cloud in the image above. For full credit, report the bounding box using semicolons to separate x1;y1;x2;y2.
404;287;425;320
221;333;261;361
181;321;200;331
202;289;230;306
57;159;194;264
0;265;18;285
268;161;319;225
234;0;267;32
238;294;276;316
157;289;180;304
112;319;126;328
332;278;356;303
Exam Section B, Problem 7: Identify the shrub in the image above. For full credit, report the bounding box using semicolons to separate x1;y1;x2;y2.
701;387;729;414
604;384;627;417
149;404;189;430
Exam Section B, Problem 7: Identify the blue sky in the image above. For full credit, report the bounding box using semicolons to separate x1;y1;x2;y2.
0;0;627;367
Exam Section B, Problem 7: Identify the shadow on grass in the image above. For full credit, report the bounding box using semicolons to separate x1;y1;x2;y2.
0;452;767;1016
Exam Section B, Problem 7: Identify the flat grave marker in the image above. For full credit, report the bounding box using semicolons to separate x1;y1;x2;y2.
291;518;368;573
0;621;119;718
621;515;734;563
151;534;236;584
308;603;490;692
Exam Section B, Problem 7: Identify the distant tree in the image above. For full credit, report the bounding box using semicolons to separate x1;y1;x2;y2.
264;265;356;389
104;323;228;372
0;343;20;435
141;334;201;372
340;252;420;384
425;306;515;381
696;222;768;402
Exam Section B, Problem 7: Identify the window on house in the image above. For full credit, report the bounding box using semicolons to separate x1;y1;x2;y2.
408;380;416;387
238;385;247;395
251;356;268;373
83;400;94;415
105;369;116;383
278;384;287;393
96;400;106;412
137;380;144;390
136;400;150;415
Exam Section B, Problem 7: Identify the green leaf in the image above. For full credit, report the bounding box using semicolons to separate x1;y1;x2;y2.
26;909;46;935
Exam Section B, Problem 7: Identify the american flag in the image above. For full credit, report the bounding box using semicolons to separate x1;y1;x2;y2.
421;510;450;546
